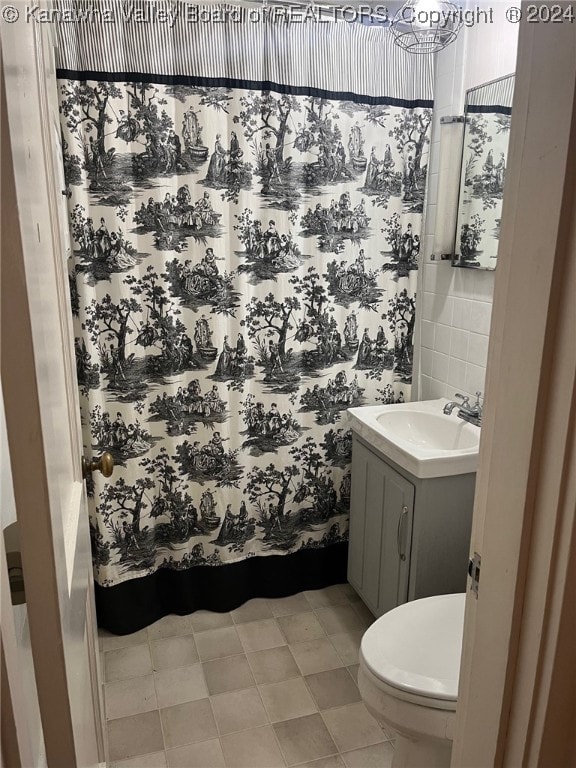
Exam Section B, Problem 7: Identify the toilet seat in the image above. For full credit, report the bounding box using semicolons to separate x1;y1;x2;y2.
359;659;457;712
360;594;465;710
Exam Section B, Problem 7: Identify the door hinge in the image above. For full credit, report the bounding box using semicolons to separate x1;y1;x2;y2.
468;552;481;597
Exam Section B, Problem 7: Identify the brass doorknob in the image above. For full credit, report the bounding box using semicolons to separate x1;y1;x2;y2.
82;452;114;480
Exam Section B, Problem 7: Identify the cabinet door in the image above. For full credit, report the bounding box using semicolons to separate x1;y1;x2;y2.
377;461;414;616
348;439;414;616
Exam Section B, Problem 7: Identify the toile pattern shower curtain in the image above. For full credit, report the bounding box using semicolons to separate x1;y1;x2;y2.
55;1;434;633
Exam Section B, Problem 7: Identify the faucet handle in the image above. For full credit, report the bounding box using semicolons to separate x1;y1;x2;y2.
455;393;470;406
474;391;483;405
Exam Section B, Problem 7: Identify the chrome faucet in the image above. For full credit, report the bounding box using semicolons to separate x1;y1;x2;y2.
443;392;483;427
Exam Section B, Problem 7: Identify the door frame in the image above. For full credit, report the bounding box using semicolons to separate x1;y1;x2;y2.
452;9;576;767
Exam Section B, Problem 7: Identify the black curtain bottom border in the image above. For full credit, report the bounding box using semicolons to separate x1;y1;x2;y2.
95;542;349;635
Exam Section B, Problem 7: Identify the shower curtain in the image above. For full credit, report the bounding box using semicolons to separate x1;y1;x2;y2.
55;0;434;634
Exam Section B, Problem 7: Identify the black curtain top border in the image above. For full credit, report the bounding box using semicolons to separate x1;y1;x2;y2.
467;105;512;116
55;68;435;110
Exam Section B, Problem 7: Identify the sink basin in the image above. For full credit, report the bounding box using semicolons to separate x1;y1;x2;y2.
376;410;479;451
347;399;480;478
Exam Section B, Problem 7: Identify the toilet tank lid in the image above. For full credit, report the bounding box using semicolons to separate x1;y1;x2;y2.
360;593;466;702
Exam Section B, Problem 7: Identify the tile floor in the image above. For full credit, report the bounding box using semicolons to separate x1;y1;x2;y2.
99;584;395;768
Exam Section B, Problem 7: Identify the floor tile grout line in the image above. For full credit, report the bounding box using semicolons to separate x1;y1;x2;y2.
146;628;169;759
298;665;364;721
268;712;291;768
104;669;154;686
217;721;288;768
275;613;329;647
103;634;152;682
288;746;341;767
297;669;327;733
210;734;398;768
326;632;356;669
104;662;188;686
256;678;319;725
205;685;225;758
193;624;243;644
347;665;359;685
214;684;272;741
317;704;388;755
103;679;159;723
201;648;252;664
148;629;200;647
312;605;371;638
163;728;229;757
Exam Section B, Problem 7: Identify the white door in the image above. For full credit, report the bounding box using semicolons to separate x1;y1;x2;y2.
1;17;105;768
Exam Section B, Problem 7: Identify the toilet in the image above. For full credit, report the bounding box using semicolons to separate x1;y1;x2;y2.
358;593;465;768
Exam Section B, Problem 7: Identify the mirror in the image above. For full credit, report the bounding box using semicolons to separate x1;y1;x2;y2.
453;74;515;270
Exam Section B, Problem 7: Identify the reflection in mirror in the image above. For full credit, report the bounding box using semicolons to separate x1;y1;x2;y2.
453;74;515;270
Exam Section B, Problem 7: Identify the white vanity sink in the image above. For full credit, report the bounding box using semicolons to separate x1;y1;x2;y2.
347;399;480;478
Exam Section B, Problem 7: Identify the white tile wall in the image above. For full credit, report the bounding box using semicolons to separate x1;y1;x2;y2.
415;4;519;402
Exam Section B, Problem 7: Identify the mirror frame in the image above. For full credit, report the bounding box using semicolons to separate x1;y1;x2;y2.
452;73;515;271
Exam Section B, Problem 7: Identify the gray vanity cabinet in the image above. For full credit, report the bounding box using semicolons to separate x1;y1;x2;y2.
348;434;475;617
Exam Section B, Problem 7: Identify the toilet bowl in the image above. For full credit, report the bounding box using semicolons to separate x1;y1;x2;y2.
358;593;465;768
